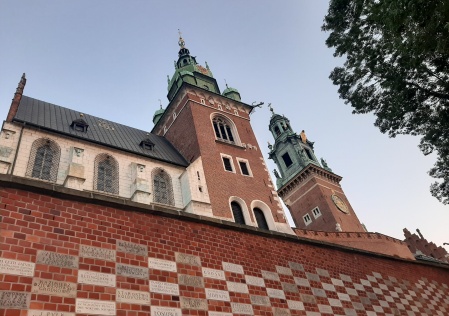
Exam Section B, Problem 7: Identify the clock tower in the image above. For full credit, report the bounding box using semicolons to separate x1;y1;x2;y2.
267;105;365;232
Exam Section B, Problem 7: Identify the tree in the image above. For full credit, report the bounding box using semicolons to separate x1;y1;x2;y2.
322;0;449;204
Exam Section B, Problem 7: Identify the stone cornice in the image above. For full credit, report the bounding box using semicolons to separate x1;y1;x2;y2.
278;164;342;198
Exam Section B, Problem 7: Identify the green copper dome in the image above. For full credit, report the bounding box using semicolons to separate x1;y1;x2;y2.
222;86;241;101
153;107;165;125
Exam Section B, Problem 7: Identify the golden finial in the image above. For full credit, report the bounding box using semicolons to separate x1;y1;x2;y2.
178;29;185;48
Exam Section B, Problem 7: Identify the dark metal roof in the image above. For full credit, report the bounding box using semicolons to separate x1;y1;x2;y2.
14;96;188;167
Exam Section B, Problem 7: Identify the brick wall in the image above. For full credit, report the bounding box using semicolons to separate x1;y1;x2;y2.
1;176;448;316
154;86;289;232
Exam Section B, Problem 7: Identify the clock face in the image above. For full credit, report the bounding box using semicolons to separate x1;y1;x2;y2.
331;194;349;214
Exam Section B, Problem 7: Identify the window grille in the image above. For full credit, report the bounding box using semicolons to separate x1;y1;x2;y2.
213;116;235;143
94;154;119;194
254;208;269;230
231;201;245;225
152;168;174;206
26;138;60;182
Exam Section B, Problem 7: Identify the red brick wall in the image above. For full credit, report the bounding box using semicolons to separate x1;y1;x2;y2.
1;180;448;316
286;174;364;232
155;88;282;223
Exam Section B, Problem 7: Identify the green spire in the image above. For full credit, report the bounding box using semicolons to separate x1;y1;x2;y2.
167;31;220;101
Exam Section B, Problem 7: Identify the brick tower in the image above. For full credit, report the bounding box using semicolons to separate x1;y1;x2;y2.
267;105;365;232
151;34;292;234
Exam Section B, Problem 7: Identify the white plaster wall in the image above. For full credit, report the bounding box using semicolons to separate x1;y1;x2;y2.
10;126;185;208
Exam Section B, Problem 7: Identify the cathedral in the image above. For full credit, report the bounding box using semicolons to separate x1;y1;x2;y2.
0;35;448;316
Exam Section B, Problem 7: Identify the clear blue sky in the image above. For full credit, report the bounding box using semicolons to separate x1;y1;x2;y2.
0;1;447;247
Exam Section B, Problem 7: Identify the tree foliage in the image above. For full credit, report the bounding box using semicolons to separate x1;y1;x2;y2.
323;0;449;204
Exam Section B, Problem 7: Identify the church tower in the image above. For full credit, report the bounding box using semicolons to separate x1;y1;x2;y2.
151;34;293;234
267;105;365;232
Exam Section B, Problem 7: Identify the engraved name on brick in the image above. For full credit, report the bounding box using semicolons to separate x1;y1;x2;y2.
31;278;77;297
282;282;298;293
227;281;249;293
222;262;244;274
28;310;75;316
266;288;285;299
205;289;230;301
202;268;225;280
318;304;333;314
0;258;35;277
151;306;182;316
116;240;147;256
148;258;177;272
175;253;201;266
0;291;30;309
180;297;208;310
273;307;291;316
261;270;280;281
150;281;180;295
288;262;304;271
276;266;293;276
78;270;116;287
250;295;271;306
117;289;150;305
76;298;116;315
231;303;254;315
179;274;204;288
79;245;115;261
245;275;265;287
116;263;149;279
209;312;232;316
294;277;310;287
36;251;78;268
287;300;305;310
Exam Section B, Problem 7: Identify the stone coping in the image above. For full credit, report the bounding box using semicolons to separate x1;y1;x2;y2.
1;174;448;270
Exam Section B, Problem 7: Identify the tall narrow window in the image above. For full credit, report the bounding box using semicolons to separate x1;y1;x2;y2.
26;138;60;182
94;154;119;194
239;161;250;175
231;201;245;225
212;116;236;143
152;168;175;206
274;126;281;136
254;208;269;230
282;152;293;168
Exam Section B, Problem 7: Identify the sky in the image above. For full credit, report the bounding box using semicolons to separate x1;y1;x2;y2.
0;1;447;248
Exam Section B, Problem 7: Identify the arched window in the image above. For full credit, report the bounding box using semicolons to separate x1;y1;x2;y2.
231;201;245;225
212;116;236;144
254;208;269;230
26;138;60;182
152;168;174;206
94;154;119;194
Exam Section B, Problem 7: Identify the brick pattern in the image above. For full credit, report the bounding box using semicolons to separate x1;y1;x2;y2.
0;187;449;316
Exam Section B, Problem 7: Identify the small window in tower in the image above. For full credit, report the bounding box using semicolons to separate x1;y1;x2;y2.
201;99;205;105
222;156;234;172
282;152;293;168
305;148;314;160
312;207;322;219
237;158;252;177
274;126;281;137
197;171;201;180
303;213;312;226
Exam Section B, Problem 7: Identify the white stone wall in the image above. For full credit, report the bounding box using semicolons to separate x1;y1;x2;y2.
180;157;212;216
6;124;186;209
0;122;22;174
